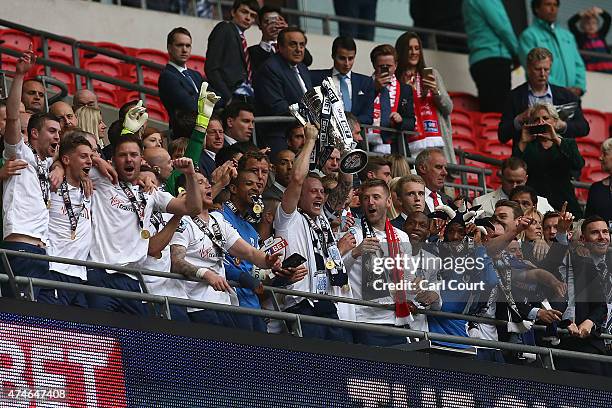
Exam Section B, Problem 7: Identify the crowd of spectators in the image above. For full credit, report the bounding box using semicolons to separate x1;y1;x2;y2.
1;0;612;377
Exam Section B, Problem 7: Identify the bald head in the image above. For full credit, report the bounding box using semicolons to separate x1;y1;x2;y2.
50;101;77;130
22;80;45;113
143;147;173;182
73;89;98;111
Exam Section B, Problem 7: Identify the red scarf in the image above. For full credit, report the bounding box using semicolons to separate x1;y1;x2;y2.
385;218;415;325
409;72;442;143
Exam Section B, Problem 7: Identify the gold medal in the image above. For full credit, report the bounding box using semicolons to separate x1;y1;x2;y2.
46;201;51;209
234;257;241;266
325;259;335;270
70;230;76;240
141;229;151;239
252;203;262;214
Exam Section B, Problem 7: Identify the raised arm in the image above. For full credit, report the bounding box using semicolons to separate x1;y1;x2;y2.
280;123;318;214
166;157;202;216
148;214;182;258
5;47;36;146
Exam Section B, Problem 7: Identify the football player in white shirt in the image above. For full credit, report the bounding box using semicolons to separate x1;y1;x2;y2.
273;124;352;342
87;131;202;315
0;48;113;303
46;131;95;307
170;171;281;328
342;178;413;346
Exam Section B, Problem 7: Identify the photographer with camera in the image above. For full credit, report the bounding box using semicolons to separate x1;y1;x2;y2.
513;102;584;217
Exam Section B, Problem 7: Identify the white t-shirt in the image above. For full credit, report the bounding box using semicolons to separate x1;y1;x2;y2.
2;139;53;242
139;212;188;299
342;224;412;325
170;212;240;312
407;248;442;333
88;169;173;273
47;183;92;280
273;205;331;310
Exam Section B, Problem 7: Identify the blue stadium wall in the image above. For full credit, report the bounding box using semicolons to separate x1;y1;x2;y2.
0;298;610;407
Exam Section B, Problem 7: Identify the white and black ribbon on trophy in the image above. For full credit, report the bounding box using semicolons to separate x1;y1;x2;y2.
289;77;368;174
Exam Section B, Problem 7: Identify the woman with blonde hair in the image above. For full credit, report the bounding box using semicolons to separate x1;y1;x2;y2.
518;207;551;265
387;153;411;178
513;103;584;216
75;106;108;147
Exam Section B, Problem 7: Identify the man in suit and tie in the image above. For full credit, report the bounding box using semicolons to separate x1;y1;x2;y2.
249;6;313;74
415;148;452;213
254;27;312;154
221;100;255;146
310;36;374;125
205;0;259;106
498;47;590;146
198;114;224;180
158;27;204;129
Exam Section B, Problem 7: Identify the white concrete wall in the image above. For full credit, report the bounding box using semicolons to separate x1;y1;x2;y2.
2;0;611;111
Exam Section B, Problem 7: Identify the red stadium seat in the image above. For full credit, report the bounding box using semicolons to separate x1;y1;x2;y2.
187;55;206;75
478;126;499;141
575;187;588;202
33;66;76;93
134;48;168;66
453;135;479;152
93;86;119;107
449;92;479;112
124;65;161;86
145;96;169;122
478;112;501;129
42;39;74;64
83;59;122;79
0;29;39;51
482;141;512;158
451;122;474;139
81;41;127;61
582;153;601;170
582;109;609;144
450;109;472;126
577;140;601;157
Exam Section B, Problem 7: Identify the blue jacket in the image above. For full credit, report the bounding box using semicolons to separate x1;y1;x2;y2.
463;0;519;65
519;18;587;92
219;204;260;309
309;68;375;124
158;64;203;128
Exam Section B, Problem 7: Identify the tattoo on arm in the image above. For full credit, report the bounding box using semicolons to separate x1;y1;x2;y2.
170;245;199;279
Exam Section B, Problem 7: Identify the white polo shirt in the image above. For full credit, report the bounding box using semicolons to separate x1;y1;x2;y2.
47;184;92;280
88;169;173;273
3;139;53;242
170;212;240;312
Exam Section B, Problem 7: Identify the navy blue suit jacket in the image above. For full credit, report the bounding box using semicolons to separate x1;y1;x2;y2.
309;69;375;125
158;64;203;128
198;151;216;180
377;83;416;144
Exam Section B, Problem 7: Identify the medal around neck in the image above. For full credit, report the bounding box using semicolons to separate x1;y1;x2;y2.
141;229;151;239
289;78;368;175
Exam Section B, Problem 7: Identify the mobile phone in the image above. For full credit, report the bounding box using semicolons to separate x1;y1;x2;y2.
265;14;278;25
282;253;307;269
528;124;548;135
0;73;7;100
423;67;433;77
380;65;389;75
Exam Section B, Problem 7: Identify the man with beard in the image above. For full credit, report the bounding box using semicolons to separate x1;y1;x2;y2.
170;171;281;328
274;123;352;341
343;178;413;346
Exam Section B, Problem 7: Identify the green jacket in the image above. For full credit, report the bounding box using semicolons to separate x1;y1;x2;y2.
519;18;586;92
164;127;205;196
463;0;519;65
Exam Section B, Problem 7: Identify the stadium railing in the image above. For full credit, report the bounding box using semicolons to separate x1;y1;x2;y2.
1;247;611;372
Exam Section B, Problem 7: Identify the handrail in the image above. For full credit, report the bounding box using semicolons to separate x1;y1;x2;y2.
0;248;610;342
2;272;612;367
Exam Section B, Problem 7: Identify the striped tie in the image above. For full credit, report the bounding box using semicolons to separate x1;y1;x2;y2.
240;32;252;83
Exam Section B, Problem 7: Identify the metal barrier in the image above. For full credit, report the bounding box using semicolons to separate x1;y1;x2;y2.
1;248;611;371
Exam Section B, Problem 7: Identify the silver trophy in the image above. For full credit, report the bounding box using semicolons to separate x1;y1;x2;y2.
289;78;368;174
